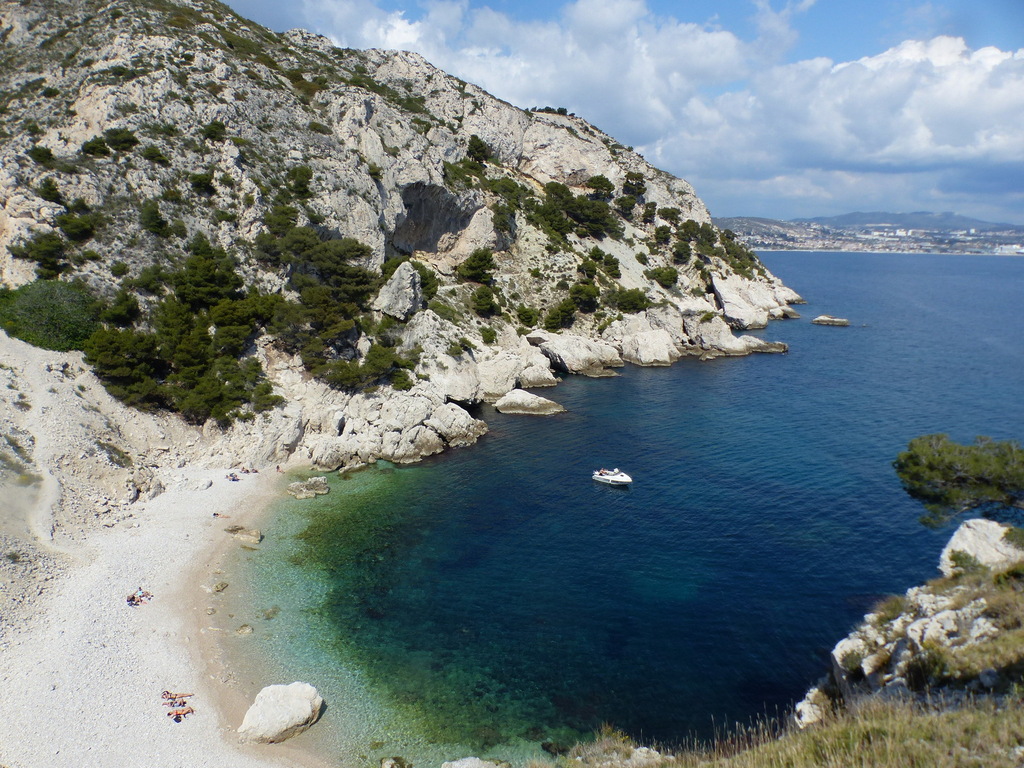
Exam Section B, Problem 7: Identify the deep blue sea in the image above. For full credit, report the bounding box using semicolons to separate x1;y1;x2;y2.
222;251;1024;767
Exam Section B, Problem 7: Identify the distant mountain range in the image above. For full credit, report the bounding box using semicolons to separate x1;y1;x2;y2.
712;212;1024;254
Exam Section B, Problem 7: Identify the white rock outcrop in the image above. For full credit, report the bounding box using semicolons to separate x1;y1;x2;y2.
371;261;423;320
237;682;323;744
939;518;1024;577
527;331;623;375
811;315;850;326
494;389;565;415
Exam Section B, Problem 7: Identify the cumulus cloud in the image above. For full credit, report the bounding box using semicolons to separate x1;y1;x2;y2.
293;0;1024;221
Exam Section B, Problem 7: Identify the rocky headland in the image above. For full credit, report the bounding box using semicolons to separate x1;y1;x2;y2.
796;518;1024;730
0;0;803;480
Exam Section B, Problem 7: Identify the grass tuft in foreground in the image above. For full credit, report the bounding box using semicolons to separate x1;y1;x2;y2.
552;698;1024;768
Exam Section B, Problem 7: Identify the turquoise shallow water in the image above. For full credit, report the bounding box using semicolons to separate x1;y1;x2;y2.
224;252;1024;766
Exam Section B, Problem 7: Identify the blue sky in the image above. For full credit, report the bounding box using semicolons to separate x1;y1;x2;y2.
221;0;1024;224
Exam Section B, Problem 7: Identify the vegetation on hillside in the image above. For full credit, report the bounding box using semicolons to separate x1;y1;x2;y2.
0;0;778;426
895;434;1024;524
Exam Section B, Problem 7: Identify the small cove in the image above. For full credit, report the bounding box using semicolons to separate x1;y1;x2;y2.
221;252;1024;767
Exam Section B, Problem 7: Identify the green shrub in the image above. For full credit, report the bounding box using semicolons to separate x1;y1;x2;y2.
480;326;497;344
201;120;227;141
1004;527;1024;551
80;135;110;156
586;175;614;201
35;177;64;204
614;195;635;218
543;298;577;330
27;145;55;166
56;211;100;242
466;134;491;163
104;127;138;151
100;288;140;327
140;144;170;165
673;240;692;264
457;248;496;284
287;165;313;198
872;594;909;624
0;280;100;351
139;199;169;236
658;207;681;225
428;300;460;323
110;261;129;277
578;258;599;279
516;305;539;326
905;642;950;690
622;171;646;197
8;231;69;279
308;121;331;134
646;266;678;288
471;285;498;316
949;550;987;575
569;281;599;312
609;288;652;313
189;172;215;195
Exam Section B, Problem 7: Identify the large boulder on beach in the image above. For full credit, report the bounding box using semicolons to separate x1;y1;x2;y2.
238;682;323;743
494;389;565;415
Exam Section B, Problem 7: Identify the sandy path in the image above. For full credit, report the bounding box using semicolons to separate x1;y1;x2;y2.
0;468;314;768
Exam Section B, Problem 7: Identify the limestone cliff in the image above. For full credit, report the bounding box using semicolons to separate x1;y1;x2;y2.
0;0;802;472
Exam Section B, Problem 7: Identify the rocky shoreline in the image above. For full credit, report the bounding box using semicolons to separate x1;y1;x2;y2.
795;518;1024;729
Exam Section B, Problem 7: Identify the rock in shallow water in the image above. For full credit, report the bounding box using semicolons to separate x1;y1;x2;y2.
238;681;324;743
287;476;330;499
811;315;850;326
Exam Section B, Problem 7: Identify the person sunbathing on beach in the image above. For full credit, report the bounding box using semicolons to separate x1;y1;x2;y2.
127;588;153;606
161;690;193;700
167;706;195;722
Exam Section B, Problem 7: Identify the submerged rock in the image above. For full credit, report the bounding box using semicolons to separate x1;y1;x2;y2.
238;681;323;743
442;758;507;768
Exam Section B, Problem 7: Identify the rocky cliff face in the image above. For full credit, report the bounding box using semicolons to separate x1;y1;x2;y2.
0;0;802;472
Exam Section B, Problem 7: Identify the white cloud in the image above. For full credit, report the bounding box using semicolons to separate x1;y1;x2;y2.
294;0;1024;221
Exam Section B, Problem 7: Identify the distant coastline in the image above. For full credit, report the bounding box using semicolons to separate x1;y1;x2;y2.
715;212;1024;256
754;247;1024;256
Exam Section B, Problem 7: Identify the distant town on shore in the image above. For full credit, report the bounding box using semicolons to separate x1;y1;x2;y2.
713;211;1024;255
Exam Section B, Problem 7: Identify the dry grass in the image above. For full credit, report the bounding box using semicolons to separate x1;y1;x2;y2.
568;699;1024;768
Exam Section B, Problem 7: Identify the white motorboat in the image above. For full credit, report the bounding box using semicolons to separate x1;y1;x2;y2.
592;468;632;486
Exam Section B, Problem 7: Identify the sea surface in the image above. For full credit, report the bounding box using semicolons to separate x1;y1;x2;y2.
220;251;1024;767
